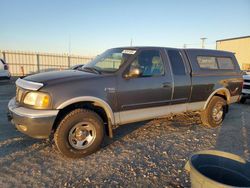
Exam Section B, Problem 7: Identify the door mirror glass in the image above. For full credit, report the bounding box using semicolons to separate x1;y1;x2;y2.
125;68;141;78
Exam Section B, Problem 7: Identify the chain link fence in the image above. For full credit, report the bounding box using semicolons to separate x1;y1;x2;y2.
0;50;94;76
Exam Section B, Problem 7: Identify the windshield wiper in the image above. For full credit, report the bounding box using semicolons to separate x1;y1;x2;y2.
82;66;102;74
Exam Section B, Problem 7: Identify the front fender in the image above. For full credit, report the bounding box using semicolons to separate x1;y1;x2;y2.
56;96;116;125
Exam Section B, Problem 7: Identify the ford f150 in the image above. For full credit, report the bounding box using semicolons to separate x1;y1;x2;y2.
8;47;243;158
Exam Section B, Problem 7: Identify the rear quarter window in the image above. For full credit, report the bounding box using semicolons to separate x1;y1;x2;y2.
197;56;218;69
196;56;235;70
217;57;234;69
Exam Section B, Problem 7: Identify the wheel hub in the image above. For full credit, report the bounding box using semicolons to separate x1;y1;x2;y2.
75;128;88;141
68;122;96;150
212;103;223;121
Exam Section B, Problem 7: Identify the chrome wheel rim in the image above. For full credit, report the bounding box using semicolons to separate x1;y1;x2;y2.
68;122;96;150
212;103;224;122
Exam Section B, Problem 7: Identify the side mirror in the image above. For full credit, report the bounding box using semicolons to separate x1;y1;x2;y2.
124;68;141;79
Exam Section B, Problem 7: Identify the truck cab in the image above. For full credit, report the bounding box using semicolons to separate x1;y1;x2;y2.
8;47;243;158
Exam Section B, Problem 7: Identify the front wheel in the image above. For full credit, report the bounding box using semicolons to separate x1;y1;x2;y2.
200;96;227;128
54;109;104;158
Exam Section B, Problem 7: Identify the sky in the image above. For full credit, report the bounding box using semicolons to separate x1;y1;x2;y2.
0;0;249;56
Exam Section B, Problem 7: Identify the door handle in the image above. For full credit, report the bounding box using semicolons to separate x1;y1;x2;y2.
162;82;172;88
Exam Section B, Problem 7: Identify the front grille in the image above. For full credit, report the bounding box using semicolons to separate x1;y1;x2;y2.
244;79;250;83
16;87;25;102
243;85;250;89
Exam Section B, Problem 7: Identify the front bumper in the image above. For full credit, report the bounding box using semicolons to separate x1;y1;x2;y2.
8;98;59;139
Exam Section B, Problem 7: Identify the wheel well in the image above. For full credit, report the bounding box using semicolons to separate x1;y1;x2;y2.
203;88;231;112
215;90;230;103
52;101;109;136
214;93;227;102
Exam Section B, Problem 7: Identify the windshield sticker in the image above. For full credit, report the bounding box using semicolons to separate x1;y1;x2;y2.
122;50;136;54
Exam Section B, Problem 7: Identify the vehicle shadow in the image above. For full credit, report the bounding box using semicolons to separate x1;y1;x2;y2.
102;120;150;147
0;114;50;160
0;79;14;86
102;112;201;148
215;103;250;160
0;140;51;174
0;136;40;158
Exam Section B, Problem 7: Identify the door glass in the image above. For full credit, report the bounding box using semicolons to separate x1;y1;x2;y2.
168;50;186;75
129;50;164;77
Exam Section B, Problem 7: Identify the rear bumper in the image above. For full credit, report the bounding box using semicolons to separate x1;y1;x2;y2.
8;98;59;139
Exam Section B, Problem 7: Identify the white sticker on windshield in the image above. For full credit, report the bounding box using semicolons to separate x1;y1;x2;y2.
122;50;136;54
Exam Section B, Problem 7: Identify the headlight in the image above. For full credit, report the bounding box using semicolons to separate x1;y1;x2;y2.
23;92;51;108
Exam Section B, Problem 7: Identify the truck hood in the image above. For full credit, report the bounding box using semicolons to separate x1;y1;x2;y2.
24;70;99;85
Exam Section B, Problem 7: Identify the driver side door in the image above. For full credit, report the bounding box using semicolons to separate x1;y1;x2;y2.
116;48;173;124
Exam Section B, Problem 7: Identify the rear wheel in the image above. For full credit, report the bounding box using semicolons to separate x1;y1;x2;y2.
240;97;246;104
200;96;227;128
54;109;104;158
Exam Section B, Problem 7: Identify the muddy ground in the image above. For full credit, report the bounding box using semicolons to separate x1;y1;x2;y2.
0;79;249;188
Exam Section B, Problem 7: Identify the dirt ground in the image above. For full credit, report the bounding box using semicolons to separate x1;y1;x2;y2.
0;79;249;188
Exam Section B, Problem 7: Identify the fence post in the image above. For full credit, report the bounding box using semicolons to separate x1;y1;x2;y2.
68;56;71;68
21;66;25;76
2;51;6;62
36;54;40;73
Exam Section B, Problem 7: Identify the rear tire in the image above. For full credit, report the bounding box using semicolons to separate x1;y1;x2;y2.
54;109;104;158
200;96;227;128
240;97;246;104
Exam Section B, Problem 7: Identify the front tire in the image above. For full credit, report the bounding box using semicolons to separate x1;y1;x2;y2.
200;96;227;128
54;109;104;158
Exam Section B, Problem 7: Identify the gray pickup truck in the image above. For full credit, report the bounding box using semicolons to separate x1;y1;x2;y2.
8;47;243;158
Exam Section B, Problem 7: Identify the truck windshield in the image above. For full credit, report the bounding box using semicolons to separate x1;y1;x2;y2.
83;48;136;73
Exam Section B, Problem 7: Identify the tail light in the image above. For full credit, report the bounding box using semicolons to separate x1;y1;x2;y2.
4;64;8;70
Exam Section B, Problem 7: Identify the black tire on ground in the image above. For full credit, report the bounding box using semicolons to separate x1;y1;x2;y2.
54;108;104;158
200;96;227;128
240;97;246;104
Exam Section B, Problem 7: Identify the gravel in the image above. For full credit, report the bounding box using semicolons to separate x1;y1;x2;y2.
0;79;249;188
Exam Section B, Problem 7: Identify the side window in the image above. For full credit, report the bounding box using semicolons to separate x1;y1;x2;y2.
129;50;164;77
197;56;218;69
217;57;234;69
167;50;186;75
